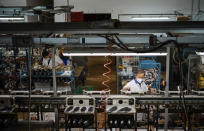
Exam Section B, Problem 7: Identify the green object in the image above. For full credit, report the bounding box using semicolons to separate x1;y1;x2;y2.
85;86;93;91
74;86;93;94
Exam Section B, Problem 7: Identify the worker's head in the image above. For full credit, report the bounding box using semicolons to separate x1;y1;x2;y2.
134;70;145;80
42;50;51;59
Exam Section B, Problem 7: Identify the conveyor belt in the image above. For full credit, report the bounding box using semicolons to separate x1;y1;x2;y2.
1;94;204;104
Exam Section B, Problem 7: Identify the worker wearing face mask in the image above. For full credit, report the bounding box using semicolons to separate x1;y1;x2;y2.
122;70;151;93
42;50;65;68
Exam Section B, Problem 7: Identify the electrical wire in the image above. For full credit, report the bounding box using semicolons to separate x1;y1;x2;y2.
115;34;181;54
98;35;127;50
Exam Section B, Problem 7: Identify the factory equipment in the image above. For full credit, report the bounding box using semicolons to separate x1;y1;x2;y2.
0;93;203;130
64;95;96;129
2;47;74;95
0;20;204;131
21;65;75;95
187;55;204;92
106;95;135;129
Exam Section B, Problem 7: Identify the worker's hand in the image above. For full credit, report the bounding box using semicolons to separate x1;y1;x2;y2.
147;83;152;89
121;87;130;91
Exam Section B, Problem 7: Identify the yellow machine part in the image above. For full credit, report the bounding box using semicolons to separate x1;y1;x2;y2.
197;74;204;89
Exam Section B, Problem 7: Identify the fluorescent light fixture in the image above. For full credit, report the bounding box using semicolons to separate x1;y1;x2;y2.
0;17;24;21
196;52;204;56
132;17;170;20
62;53;167;56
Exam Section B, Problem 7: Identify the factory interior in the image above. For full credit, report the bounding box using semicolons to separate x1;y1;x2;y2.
1;0;204;131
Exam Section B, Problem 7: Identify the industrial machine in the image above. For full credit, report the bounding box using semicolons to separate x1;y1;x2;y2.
64;95;95;129
0;93;204;130
106;95;135;129
0;21;204;131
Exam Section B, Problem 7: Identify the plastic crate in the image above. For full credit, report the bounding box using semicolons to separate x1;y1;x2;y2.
139;60;161;90
139;60;158;69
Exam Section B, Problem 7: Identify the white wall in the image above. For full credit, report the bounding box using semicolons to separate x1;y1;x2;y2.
55;0;204;21
1;0;204;21
0;0;27;6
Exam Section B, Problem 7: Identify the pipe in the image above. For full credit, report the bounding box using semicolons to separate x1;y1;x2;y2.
191;0;195;20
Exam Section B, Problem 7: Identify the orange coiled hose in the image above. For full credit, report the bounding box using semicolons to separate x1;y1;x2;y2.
97;55;112;130
102;55;112;90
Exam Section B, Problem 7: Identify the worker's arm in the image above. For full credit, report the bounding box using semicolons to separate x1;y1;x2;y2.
143;83;152;94
147;83;152;90
122;81;132;91
122;86;130;91
58;62;65;67
55;55;65;68
42;58;47;66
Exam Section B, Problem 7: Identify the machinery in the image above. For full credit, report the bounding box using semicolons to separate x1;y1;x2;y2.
0;21;204;131
64;95;95;129
106;95;135;129
0;93;204;130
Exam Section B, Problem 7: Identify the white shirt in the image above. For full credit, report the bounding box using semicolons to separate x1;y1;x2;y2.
43;55;63;68
124;79;148;93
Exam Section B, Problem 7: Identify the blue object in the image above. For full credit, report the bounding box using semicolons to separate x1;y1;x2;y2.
139;60;161;90
62;58;70;65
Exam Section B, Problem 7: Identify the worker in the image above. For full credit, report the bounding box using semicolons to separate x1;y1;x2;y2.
42;50;65;68
122;70;151;93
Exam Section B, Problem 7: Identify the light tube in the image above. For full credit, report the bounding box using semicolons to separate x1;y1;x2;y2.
62;53;167;56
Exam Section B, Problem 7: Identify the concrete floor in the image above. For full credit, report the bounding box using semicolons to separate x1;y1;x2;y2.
85;56;117;94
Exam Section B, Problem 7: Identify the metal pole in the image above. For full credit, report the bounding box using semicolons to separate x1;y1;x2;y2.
164;47;170;131
52;47;59;131
147;105;150;131
135;111;137;131
116;56;120;94
191;0;195;20
67;0;71;22
187;58;191;93
156;104;159;131
52;47;57;96
26;47;32;131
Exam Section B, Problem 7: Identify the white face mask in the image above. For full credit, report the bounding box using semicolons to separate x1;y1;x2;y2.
137;78;144;83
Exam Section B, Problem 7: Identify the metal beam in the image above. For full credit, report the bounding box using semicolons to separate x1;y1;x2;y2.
0;21;204;34
2;95;204;104
1;36;204;47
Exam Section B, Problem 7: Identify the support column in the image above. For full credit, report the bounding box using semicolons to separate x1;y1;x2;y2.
116;56;120;94
164;47;170;131
52;47;59;131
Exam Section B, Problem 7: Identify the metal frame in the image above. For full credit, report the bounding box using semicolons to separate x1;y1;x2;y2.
164;47;170;131
0;21;204;34
1;94;203;105
1;21;204;130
